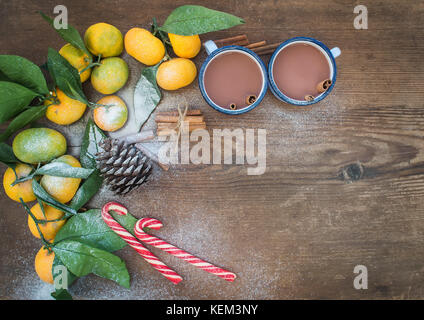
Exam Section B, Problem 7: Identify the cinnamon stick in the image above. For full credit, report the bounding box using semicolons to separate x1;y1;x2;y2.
157;122;206;130
316;79;332;93
246;41;267;49
245;95;257;105
157;129;205;136
230;39;249;46
155;115;205;124
256;49;277;56
214;34;248;47
156;110;202;117
251;43;280;53
157;122;207;136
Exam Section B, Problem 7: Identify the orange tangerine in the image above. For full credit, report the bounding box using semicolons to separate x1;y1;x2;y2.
45;88;87;125
168;33;201;58
28;203;66;241
156;58;197;90
34;246;55;284
59;43;92;82
93;96;128;132
84;23;123;57
91;57;129;94
2;164;35;202
40;155;82;204
124;28;165;65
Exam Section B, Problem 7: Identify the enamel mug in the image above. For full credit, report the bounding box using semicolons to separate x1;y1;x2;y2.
198;40;268;115
268;37;341;106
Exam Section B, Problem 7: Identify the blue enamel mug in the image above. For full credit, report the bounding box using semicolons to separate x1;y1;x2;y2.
199;40;268;115
268;37;341;106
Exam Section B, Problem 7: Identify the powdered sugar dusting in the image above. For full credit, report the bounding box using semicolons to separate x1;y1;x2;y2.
1;38;304;301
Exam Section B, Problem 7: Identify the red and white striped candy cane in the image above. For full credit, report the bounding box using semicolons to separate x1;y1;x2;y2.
101;202;182;284
134;218;236;282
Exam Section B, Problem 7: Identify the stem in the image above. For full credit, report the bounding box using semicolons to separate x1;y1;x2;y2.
20;198;52;249
150;19;171;61
162;50;171;62
161;36;171;61
151;17;158;35
79;62;101;75
78;53;102;75
40;217;68;223
11;173;34;186
87;102;111;109
37;197;47;220
41;91;61;106
11;163;38;186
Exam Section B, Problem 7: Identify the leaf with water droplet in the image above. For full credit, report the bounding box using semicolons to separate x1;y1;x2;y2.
133;64;161;131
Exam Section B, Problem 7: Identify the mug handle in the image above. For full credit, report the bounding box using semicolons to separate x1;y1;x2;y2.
204;40;218;55
330;47;341;58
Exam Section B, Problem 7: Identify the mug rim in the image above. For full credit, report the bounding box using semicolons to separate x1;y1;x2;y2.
198;45;268;115
268;37;337;106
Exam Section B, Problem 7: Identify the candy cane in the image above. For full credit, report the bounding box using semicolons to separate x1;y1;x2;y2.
101;202;182;284
134;218;236;282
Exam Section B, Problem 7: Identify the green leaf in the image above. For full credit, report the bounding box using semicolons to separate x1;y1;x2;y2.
12;161;94;186
32;179;77;216
51;288;73;300
51;208;138;292
40;12;92;59
47;48;87;104
0;55;49;95
53;240;130;288
0;106;47;142
54;209;128;252
0;81;39;124
159;5;245;36
69;170;103;211
65;79;88;104
53;208;137;252
36;162;94;178
134;64;161;131
0;70;11;82
0;142;19;168
151;18;172;53
80;119;106;169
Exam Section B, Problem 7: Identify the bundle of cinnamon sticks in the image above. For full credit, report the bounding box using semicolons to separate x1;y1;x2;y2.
214;34;280;55
155;109;206;136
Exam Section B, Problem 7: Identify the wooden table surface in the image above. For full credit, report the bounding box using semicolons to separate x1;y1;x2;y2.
1;0;423;300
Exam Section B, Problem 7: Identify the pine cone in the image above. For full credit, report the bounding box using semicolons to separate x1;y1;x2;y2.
96;138;152;195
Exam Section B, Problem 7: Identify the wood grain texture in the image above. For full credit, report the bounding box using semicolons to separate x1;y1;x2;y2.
0;0;423;299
